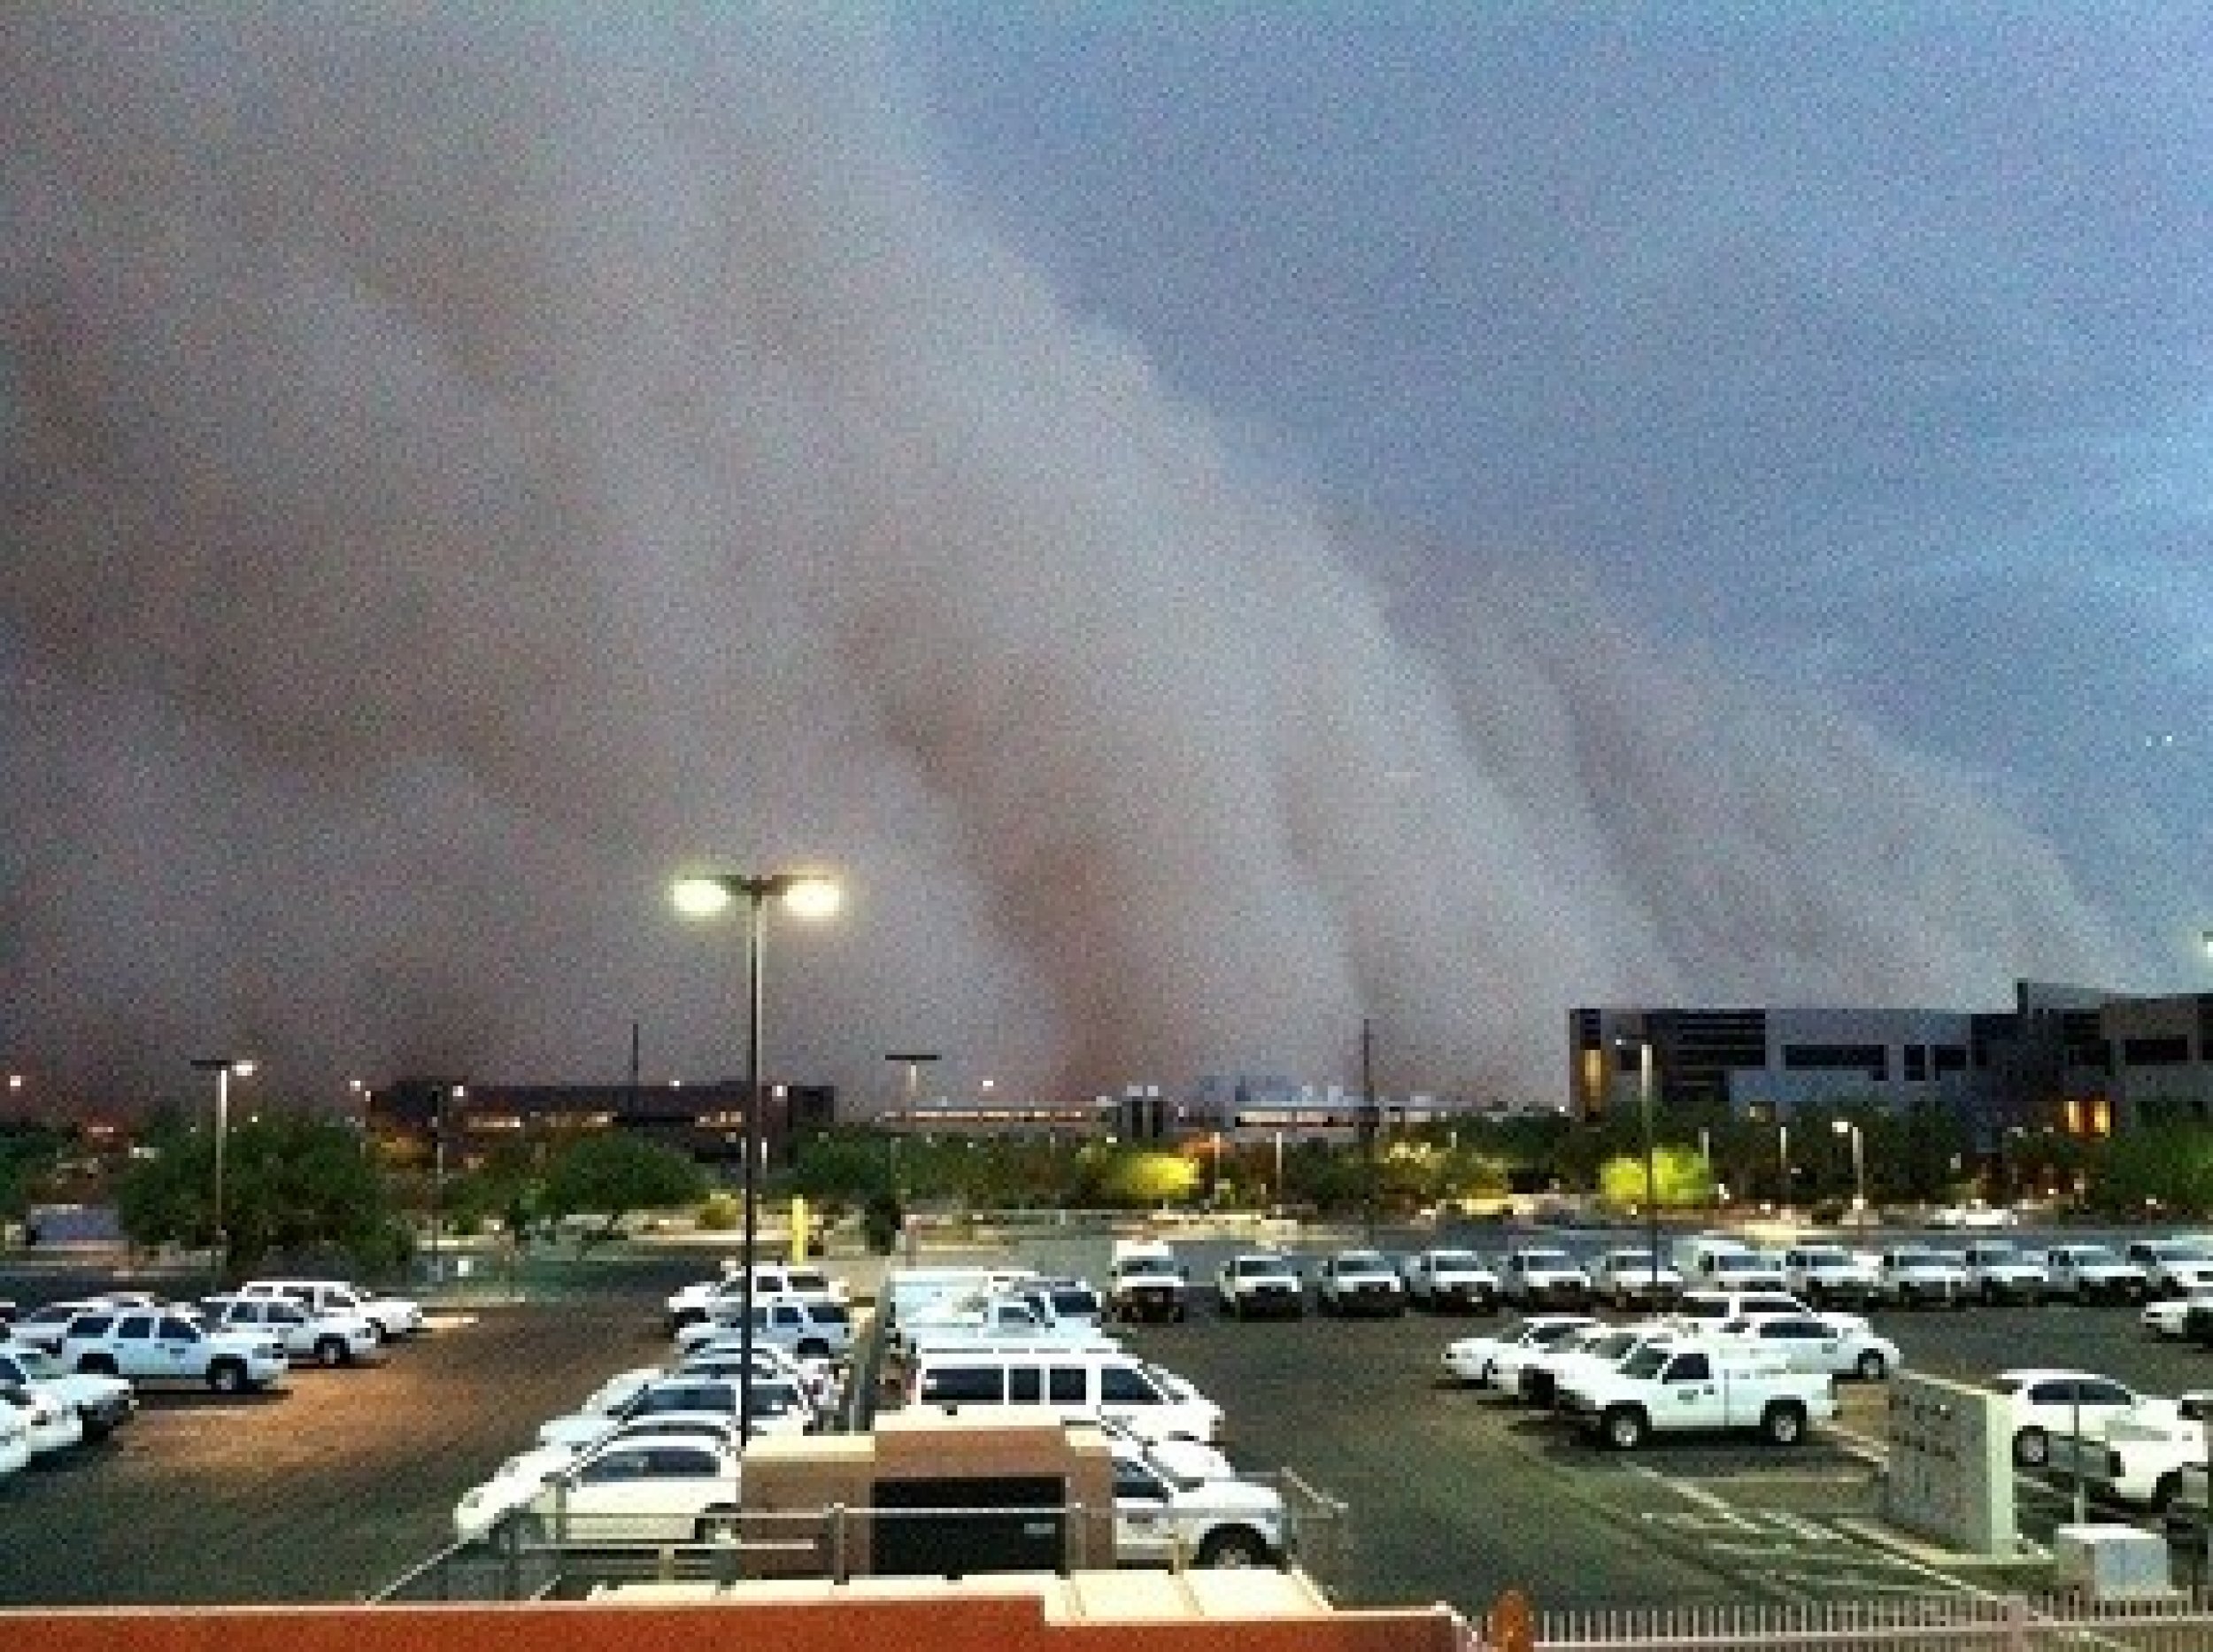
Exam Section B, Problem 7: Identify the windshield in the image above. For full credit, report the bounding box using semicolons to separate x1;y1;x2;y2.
2071;1247;2121;1265
2146;1242;2212;1262
1121;1256;1178;1278
1610;1251;1666;1270
1711;1254;1765;1275
1621;1344;1671;1379
1517;1250;1574;1270
1238;1256;1298;1279
1336;1252;1392;1273
1430;1251;1484;1270
1800;1247;1847;1265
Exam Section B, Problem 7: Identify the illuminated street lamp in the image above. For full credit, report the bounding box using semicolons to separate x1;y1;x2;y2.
189;1056;257;1288
1833;1117;1867;1222
674;869;841;1441
1615;1037;1661;1299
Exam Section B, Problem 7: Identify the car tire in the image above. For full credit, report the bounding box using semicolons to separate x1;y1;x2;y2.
696;1509;742;1542
2015;1426;2050;1469
206;1359;247;1395
2154;1472;2182;1512
1601;1407;1648;1451
1195;1525;1271;1569
1761;1401;1808;1446
1854;1349;1889;1380
314;1337;349;1368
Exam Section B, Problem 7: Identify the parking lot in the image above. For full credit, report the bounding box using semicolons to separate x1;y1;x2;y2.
5;1231;2213;1617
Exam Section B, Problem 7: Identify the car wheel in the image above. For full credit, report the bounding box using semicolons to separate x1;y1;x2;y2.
314;1337;349;1368
2015;1426;2050;1469
2077;1282;2092;1305
206;1359;247;1395
696;1509;742;1542
1195;1525;1271;1569
1761;1401;1808;1446
1854;1349;1889;1381
2154;1472;2183;1512
1601;1407;1648;1451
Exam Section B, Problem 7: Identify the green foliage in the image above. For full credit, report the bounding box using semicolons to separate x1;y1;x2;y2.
2086;1124;2213;1216
0;1124;67;1221
113;1110;392;1278
1596;1143;1714;1209
697;1191;742;1231
539;1130;706;1227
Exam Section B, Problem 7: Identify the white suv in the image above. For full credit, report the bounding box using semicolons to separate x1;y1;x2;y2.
236;1279;425;1341
201;1294;382;1368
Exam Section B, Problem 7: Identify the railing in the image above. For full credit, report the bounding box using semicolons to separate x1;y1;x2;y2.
371;1488;1346;1604
1461;1589;2213;1652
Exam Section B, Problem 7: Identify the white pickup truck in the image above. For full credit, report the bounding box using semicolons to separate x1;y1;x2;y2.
1876;1246;1970;1308
1961;1239;2047;1304
2048;1390;2213;1510
1558;1338;1836;1451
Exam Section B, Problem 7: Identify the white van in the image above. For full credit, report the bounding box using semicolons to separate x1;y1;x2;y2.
906;1346;1222;1444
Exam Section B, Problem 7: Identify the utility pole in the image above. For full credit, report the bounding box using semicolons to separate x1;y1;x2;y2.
1360;1018;1379;1241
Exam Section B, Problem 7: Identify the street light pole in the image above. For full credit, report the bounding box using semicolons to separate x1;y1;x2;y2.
189;1057;256;1290
1833;1118;1866;1221
675;870;840;1445
1617;1038;1660;1297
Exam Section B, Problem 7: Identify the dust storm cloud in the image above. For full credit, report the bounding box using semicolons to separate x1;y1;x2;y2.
0;7;2140;1109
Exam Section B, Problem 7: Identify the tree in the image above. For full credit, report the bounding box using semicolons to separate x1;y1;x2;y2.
113;1110;397;1278
1596;1144;1713;1210
539;1131;706;1232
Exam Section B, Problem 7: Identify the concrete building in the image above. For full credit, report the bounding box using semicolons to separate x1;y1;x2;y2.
1567;980;2121;1152
367;1076;837;1175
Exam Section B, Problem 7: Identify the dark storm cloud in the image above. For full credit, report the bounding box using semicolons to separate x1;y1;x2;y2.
0;4;2163;1112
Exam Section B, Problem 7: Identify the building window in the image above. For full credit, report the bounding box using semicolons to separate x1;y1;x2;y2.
1932;1046;1966;1074
1903;1046;1928;1082
1781;1044;1887;1077
2121;1036;2190;1067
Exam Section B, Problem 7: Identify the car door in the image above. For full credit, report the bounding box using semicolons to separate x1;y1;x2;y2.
1659;1348;1726;1426
156;1314;205;1381
1112;1452;1178;1564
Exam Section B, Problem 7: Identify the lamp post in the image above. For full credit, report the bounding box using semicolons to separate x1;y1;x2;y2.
675;869;841;1443
189;1056;256;1289
1833;1118;1867;1224
1616;1038;1660;1298
430;1084;464;1279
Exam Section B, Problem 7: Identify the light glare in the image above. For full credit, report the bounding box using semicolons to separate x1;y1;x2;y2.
672;877;735;919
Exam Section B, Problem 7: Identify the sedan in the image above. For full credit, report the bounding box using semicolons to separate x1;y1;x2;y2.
1991;1368;2150;1469
1443;1315;1601;1389
2141;1291;2213;1340
1716;1315;1901;1381
453;1424;744;1545
1;1383;83;1457
537;1374;812;1452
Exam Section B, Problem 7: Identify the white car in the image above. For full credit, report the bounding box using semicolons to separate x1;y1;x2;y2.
1929;1204;2017;1229
1214;1253;1306;1320
0;1393;30;1480
536;1373;812;1452
2143;1291;2213;1340
1;1382;84;1456
1717;1314;1900;1381
1109;1440;1284;1568
235;1280;425;1342
1498;1248;1592;1309
1587;1247;1685;1310
0;1342;136;1441
1991;1367;2150;1469
1443;1314;1600;1388
1518;1323;1677;1409
454;1423;744;1544
1398;1248;1500;1314
2124;1239;2213;1298
2042;1245;2150;1304
200;1294;382;1368
1315;1250;1407;1317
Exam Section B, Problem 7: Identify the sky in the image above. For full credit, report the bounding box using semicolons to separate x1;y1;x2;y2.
0;4;2203;1115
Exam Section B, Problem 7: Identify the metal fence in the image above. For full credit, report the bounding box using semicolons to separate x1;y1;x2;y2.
371;1486;1347;1604
1466;1589;2213;1652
